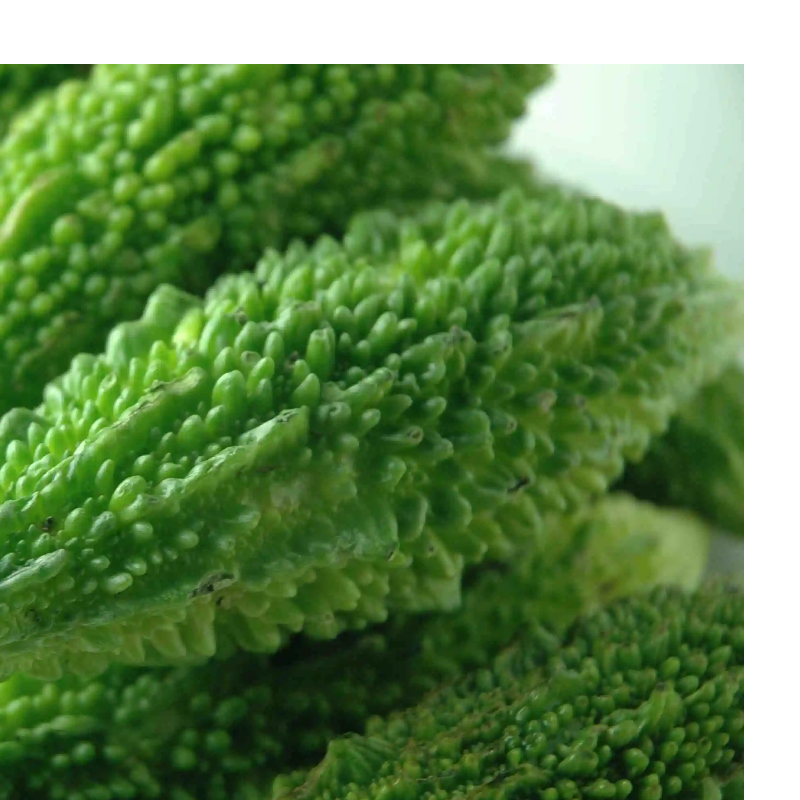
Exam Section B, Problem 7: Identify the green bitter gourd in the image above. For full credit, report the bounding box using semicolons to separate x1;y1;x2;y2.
0;64;550;411
0;188;743;680
275;581;744;800
0;493;710;800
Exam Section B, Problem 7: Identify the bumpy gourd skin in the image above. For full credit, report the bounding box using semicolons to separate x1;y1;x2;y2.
0;65;86;137
276;582;744;800
250;494;711;774
0;63;550;411
0;494;710;800
398;151;543;211
621;364;744;536
0;189;743;680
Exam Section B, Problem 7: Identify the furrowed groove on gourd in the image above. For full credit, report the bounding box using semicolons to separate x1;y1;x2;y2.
0;493;711;800
274;582;744;800
0;64;551;411
620;364;744;535
0;188;743;680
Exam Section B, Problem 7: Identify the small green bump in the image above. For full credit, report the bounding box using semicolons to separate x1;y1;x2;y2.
130;521;154;543
171;745;198;771
176;530;200;550
108;476;148;513
608;719;640;749
103;573;133;595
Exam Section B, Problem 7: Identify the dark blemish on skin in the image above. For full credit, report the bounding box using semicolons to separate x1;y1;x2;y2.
508;476;530;493
598;580;618;599
190;572;235;599
486;768;511;787
25;608;42;627
287;351;300;366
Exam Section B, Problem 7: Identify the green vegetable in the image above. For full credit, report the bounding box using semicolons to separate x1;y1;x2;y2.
0;65;86;137
0;493;710;800
400;150;544;210
0;64;550;411
275;581;743;800
252;494;711;772
621;364;743;535
0;189;743;680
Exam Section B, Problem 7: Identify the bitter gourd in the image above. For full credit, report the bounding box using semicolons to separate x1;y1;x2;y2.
0;65;86;138
0;493;710;800
275;581;744;800
622;364;744;535
0;189;743;680
249;494;710;774
0;64;550;411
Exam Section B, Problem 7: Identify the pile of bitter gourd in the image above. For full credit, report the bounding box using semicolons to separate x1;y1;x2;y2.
0;65;743;800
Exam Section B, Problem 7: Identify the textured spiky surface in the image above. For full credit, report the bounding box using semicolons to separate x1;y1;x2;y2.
0;189;743;680
247;494;710;774
275;582;743;800
0;65;86;137
424;492;711;652
0;64;550;411
0;493;709;800
622;364;744;536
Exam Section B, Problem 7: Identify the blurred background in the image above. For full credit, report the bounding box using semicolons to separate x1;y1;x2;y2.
509;65;744;576
509;65;744;280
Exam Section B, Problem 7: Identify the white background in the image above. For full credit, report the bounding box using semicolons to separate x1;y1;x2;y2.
509;65;744;280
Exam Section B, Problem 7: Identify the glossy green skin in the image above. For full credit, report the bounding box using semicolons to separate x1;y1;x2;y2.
277;582;744;800
0;65;85;137
621;364;744;535
0;189;743;680
0;64;550;411
0;494;709;800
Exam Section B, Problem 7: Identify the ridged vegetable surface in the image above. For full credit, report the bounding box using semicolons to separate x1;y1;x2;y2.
275;582;744;800
0;63;550;411
0;493;710;800
0;189;743;680
0;65;85;137
622;364;744;535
